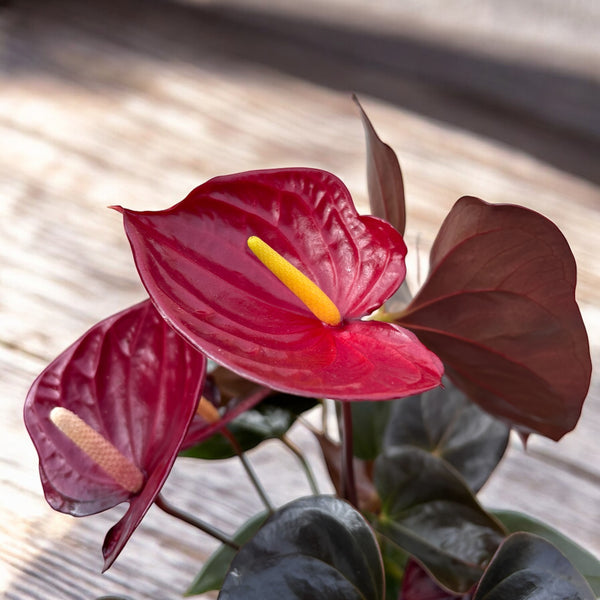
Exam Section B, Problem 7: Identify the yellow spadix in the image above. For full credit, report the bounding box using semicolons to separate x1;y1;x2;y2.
247;236;342;326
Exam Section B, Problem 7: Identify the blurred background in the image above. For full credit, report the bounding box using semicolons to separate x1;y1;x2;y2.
1;1;598;598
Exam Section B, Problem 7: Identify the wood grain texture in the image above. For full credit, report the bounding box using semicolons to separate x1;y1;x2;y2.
1;0;598;598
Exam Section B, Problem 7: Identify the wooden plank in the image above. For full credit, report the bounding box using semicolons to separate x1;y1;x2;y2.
183;0;600;183
1;0;598;597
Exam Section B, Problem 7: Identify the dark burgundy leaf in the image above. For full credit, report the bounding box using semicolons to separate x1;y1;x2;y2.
24;300;206;569
397;197;591;440
118;168;442;400
354;95;406;235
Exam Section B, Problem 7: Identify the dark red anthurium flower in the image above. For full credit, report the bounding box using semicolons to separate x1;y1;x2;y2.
24;300;207;570
116;168;443;401
397;196;592;441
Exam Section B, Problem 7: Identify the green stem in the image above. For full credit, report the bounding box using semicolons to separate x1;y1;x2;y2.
155;494;240;550
341;402;358;507
280;435;320;495
222;428;275;514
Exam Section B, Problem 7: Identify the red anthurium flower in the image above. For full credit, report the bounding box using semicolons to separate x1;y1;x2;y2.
24;300;207;570
116;168;443;401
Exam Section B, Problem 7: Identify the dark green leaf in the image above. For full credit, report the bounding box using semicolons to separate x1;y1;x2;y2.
473;533;595;600
374;447;505;593
351;401;392;461
378;535;409;600
180;427;259;460
493;510;600;597
219;495;385;600
186;511;268;596
384;380;510;492
181;393;317;459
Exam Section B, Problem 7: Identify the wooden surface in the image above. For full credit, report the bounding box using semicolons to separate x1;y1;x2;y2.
1;0;599;598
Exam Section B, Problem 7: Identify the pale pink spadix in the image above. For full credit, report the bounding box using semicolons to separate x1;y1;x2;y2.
50;407;144;494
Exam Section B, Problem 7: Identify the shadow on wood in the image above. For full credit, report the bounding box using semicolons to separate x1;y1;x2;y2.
6;0;600;185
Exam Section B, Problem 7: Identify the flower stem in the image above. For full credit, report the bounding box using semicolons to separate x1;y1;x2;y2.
341;402;358;507
221;428;275;514
155;494;240;550
280;435;320;495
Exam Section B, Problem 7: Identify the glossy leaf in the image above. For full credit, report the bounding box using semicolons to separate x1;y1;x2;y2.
219;496;385;600
402;560;471;600
182;392;317;460
398;196;591;440
493;510;600;596
383;380;510;492
118;168;443;401
350;400;393;461
473;533;595;600
24;300;206;569
354;95;406;236
186;511;268;596
374;447;505;593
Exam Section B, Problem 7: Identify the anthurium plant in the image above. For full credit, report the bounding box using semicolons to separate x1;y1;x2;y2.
24;99;598;600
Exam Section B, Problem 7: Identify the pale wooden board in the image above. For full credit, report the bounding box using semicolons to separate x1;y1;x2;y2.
1;0;598;598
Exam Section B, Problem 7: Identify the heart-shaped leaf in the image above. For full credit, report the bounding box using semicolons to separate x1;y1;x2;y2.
354;95;406;236
218;495;385;600
24;300;206;569
473;533;595;600
186;511;268;596
397;196;591;440
374;447;505;593
118;168;442;401
383;380;510;492
493;510;600;597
